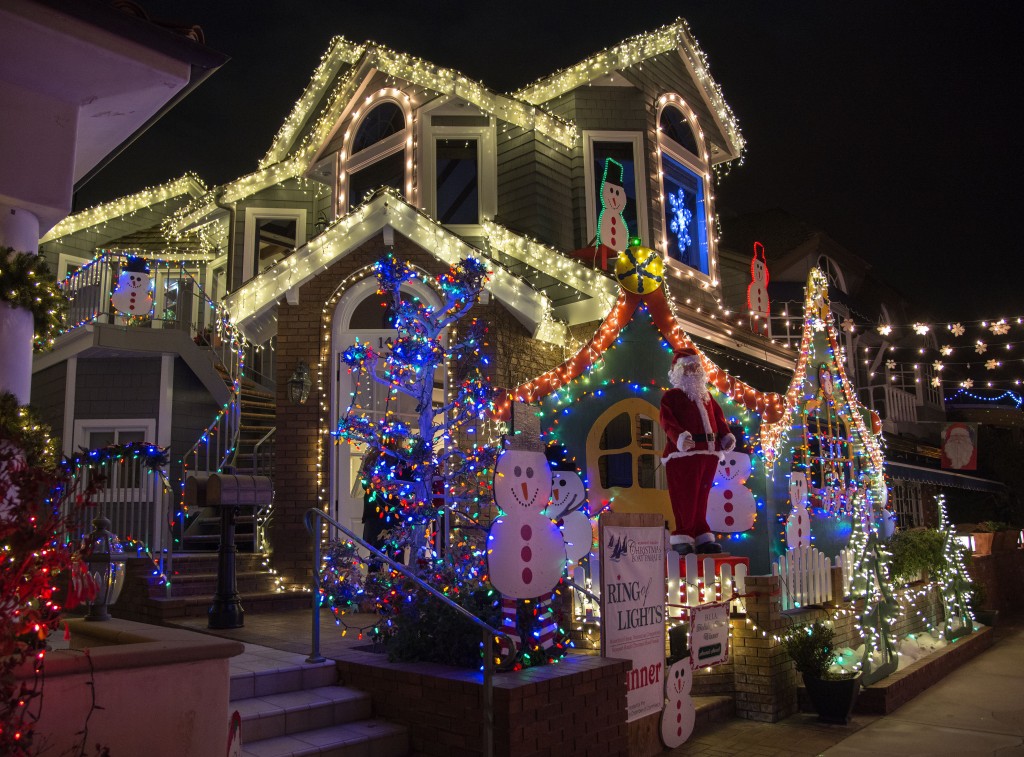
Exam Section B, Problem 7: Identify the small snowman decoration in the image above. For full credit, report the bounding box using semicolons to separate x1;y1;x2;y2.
660;658;695;748
746;242;770;333
597;158;629;257
488;448;566;598
111;257;152;317
785;470;812;550
545;468;593;564
706;451;757;533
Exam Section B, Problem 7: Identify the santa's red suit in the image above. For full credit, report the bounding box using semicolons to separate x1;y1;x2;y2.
660;349;736;554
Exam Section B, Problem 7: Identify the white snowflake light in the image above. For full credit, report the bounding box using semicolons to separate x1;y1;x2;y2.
668;189;693;250
950;323;965;337
912;323;930;335
961;378;974;389
985;359;1000;370
842;318;855;333
975;341;987;355
940;345;953;356
877;324;892;336
990;320;1010;335
932;360;944;372
885;359;896;370
931;376;941;388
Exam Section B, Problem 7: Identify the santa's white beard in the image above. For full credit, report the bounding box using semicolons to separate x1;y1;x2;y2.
670;364;709;403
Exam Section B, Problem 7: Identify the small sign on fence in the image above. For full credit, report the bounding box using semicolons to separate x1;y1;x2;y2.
689;601;729;668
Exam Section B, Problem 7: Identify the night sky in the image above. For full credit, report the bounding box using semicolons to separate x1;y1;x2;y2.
78;1;1022;320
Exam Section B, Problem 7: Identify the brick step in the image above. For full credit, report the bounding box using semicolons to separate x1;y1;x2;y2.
235;685;373;742
165;553;270;572
157;571;279;598
239;720;408;757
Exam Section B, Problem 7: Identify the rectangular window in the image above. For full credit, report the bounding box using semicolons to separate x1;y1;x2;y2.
592;141;640;244
661;153;709;274
436;138;479;224
254;217;297;275
348;151;405;208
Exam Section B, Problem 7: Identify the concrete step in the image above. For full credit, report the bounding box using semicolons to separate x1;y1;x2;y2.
156;571;278;598
235;685;372;741
238;719;408;757
230;648;409;757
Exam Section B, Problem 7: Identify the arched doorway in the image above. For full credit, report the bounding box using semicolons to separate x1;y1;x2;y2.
329;274;443;536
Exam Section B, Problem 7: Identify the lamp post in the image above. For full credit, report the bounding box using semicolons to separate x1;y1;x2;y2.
81;518;125;622
287;360;311;405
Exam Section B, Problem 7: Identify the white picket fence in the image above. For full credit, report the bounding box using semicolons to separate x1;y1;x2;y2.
667;553;748;614
835;546;854;598
772;545;839;610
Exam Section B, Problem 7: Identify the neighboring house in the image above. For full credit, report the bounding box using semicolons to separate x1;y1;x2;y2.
37;20;900;583
719;210;1006;530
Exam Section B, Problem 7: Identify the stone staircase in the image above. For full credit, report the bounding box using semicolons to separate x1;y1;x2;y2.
115;553;310;624
181;374;276;552
230;644;408;756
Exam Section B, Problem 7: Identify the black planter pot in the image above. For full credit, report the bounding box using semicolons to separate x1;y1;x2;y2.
802;672;862;724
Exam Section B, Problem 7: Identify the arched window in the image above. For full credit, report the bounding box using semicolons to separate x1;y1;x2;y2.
342;93;412;213
657;98;712;278
817;255;847;294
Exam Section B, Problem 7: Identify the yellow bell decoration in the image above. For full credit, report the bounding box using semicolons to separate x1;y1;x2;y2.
615;244;664;294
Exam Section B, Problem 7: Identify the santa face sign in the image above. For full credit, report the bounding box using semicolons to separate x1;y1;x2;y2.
493;449;551;513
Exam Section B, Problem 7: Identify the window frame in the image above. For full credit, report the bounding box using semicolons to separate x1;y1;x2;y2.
583;131;649;249
655;96;718;287
421;126;497;236
340;90;414;215
242;207;307;283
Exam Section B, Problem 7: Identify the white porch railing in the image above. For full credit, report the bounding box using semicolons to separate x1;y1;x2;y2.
860;384;918;427
668;553;748;611
772;545;833;610
60;454;174;554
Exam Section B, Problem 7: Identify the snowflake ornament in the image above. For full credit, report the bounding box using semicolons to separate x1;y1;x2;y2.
932;360;944;372
985;359;1000;370
812;318;826;332
842;318;855;333
668;189;693;250
990;320;1010;335
885;359;896;370
961;378;974;389
877;324;893;336
950;323;965;337
912;323;930;336
940;345;953;356
975;341;987;355
931;376;942;388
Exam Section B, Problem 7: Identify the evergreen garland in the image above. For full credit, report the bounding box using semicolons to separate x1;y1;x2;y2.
0;248;66;350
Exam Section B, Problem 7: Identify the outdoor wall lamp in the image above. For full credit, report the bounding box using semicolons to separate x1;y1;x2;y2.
287;360;312;405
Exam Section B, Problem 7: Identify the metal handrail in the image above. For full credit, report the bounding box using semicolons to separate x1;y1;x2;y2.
252;426;276;476
304;507;511;757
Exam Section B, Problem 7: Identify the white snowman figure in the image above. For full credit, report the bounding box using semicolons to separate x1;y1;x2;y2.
746;242;770;333
546;469;593;564
660;658;696;748
111;257;152;317
488;448;565;599
597;158;629;256
706;452;756;533
785;471;812;550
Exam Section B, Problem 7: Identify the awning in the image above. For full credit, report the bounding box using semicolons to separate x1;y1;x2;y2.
885;461;1005;493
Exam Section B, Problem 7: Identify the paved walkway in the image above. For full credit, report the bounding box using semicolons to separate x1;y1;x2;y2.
179;609;1024;755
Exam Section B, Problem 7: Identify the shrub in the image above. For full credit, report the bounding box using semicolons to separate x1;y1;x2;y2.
783;621;837;679
887;528;944;583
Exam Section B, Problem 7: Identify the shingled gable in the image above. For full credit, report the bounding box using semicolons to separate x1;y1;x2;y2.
223;188;607;344
514;18;744;164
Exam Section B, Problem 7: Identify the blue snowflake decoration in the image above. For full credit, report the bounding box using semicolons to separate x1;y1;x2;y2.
668;189;693;251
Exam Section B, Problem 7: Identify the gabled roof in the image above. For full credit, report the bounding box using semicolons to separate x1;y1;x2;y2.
40;173;206;243
259;38;577;173
224;189;609;345
514;18;744;162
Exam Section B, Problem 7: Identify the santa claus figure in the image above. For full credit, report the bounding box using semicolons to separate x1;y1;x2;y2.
660;347;736;555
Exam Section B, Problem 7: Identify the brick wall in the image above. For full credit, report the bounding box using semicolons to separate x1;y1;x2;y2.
336;652;629;757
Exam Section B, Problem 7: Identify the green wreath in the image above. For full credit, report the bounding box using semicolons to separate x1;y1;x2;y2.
0;247;65;351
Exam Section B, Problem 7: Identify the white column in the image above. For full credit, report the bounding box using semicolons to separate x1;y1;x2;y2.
0;204;41;404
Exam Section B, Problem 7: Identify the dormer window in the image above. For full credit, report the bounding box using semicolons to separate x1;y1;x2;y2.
657;98;713;280
342;92;413;214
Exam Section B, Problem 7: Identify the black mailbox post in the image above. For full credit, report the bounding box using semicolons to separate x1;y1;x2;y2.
202;473;273;629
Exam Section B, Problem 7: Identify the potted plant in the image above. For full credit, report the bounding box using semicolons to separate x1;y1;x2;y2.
970;522;998;556
783;621;861;724
887;528;944;585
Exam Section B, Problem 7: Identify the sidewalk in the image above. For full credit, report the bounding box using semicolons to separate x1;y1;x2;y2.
178;609;1024;755
672;613;1024;756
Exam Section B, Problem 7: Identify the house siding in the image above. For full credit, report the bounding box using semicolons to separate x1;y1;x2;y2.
170;358;220;480
30;362;67;444
73;357;162;421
